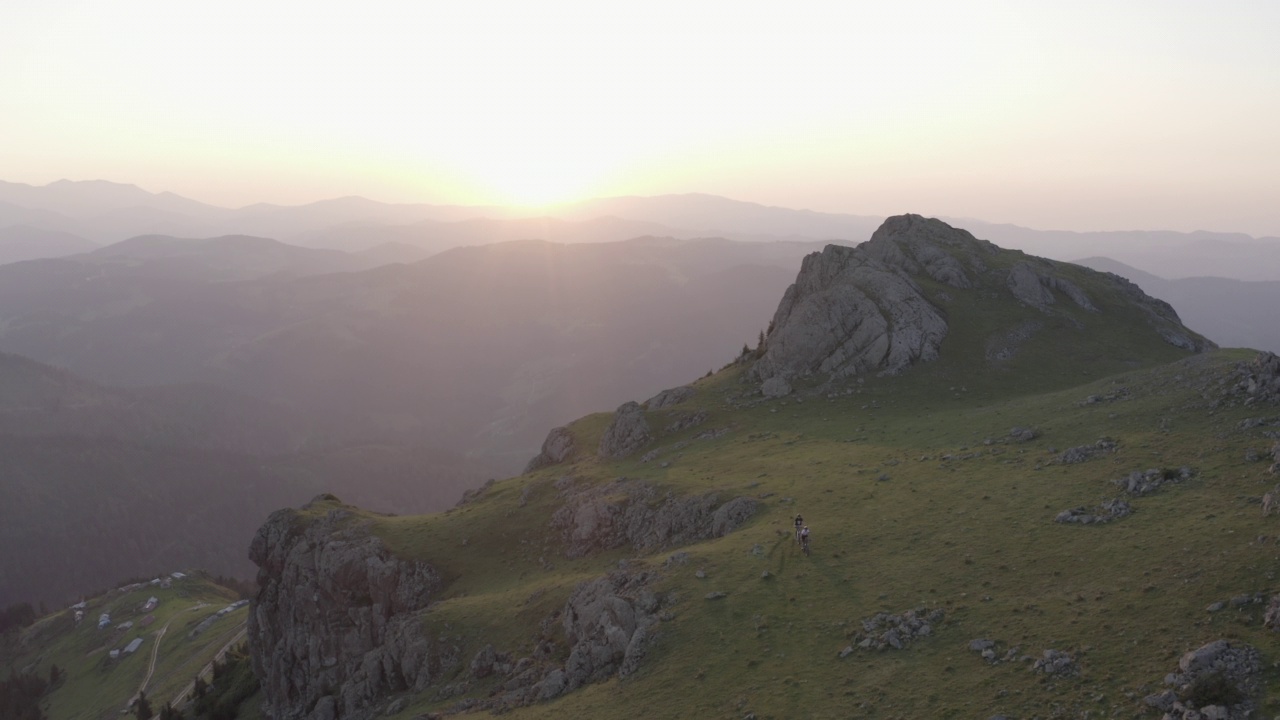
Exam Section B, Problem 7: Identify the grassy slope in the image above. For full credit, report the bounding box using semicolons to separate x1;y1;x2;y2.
0;576;248;720
343;248;1280;719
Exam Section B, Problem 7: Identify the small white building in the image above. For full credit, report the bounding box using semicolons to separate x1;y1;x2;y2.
170;572;186;580
98;613;111;630
143;597;158;611
109;649;120;660
123;637;144;655
117;620;134;631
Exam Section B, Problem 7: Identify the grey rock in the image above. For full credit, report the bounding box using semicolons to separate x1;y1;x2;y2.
470;644;497;679
525;426;576;472
968;639;995;652
1008;261;1057;308
1032;648;1077;676
561;570;661;690
534;668;567;701
597;402;652;458
749;216;957;384
838;645;854;658
645;385;696;410
248;496;448;720
704;591;727;600
1143;689;1177;711
761;376;792;398
551;478;757;558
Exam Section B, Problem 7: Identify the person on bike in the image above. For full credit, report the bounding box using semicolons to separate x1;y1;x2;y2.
794;514;804;543
800;525;811;552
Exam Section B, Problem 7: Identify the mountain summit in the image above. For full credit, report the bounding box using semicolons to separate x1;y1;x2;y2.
750;214;1213;392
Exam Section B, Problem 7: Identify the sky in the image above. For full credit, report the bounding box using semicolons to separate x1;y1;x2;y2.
2;0;1278;235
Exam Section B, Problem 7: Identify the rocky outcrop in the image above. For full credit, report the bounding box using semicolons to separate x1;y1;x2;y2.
750;214;1214;388
750;248;948;383
598;402;652;458
561;570;661;688
1142;640;1262;720
551;478;757;558
1235;352;1280;406
749;215;984;384
1054;498;1133;525
248;496;451;720
645;385;696;410
1006;261;1098;311
525;426;576;472
846;607;944;652
479;568;668;712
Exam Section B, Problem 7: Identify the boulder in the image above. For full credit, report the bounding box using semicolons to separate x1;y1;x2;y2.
598;402;652;459
761;376;792;398
525;426;576;472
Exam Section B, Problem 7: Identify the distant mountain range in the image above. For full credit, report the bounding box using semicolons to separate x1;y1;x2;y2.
3;179;1279;281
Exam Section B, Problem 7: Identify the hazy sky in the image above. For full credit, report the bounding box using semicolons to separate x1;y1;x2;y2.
2;1;1278;235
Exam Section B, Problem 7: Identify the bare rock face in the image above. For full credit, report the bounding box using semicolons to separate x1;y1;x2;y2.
561;570;661;690
248;496;452;720
1006;260;1098;312
857;214;994;289
598;402;652;458
525;426;576;472
750;246;948;383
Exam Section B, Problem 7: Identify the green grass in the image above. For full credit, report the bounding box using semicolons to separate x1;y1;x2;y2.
0;575;247;720
359;342;1280;720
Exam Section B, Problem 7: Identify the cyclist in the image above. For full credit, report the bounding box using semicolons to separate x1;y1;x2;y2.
800;525;811;555
793;514;804;543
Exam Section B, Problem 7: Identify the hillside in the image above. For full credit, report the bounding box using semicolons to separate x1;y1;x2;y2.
0;573;256;720
235;216;1280;719
0;236;815;468
1075;257;1280;354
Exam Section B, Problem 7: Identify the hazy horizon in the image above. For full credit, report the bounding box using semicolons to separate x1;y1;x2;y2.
3;1;1278;236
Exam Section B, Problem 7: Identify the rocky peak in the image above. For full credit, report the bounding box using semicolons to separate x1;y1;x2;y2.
858;213;996;289
749;214;1214;389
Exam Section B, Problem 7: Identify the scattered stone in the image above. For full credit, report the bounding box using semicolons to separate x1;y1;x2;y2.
1113;466;1192;496
850;607;944;652
1059;438;1118;464
1032;649;1077;676
1008;426;1039;442
705;591;727;600
1206;602;1225;613
838;646;854;658
1055;498;1133;525
695;569;706;579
